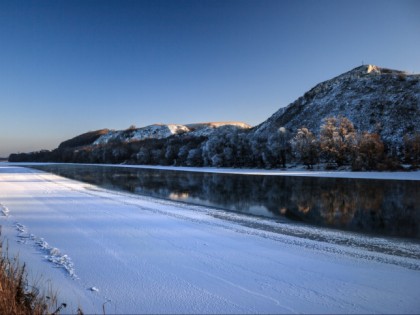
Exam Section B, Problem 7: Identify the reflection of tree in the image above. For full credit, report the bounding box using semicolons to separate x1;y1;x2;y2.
31;165;420;239
289;177;320;217
350;181;384;232
318;182;358;227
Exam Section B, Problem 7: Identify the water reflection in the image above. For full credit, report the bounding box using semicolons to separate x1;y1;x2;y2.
29;164;420;239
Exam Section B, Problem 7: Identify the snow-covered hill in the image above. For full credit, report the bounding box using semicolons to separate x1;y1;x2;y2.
93;124;190;145
253;65;420;150
93;122;251;145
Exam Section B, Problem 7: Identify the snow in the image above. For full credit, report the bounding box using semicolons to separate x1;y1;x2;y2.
6;162;420;181
0;165;419;314
92;122;250;145
113;164;420;180
92;124;190;145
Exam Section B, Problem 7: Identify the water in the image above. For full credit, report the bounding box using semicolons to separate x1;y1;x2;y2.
29;164;420;240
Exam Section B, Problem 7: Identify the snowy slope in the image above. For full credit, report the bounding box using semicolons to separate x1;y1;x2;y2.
93;122;251;145
254;65;420;149
93;124;190;145
0;165;419;314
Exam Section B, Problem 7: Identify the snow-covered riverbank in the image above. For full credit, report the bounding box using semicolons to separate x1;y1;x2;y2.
5;161;420;180
0;165;419;314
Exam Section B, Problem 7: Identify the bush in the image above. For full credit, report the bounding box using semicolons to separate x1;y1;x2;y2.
0;236;76;314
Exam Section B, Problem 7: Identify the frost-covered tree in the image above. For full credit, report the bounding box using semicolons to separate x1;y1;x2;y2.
201;127;242;167
136;147;151;164
291;128;318;169
177;145;190;165
186;148;203;166
202;135;224;166
352;132;384;170
164;143;179;165
233;133;250;167
404;132;420;166
320;116;357;167
248;135;266;168
267;127;289;168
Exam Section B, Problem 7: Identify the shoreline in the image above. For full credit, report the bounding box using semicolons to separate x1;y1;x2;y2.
4;161;420;181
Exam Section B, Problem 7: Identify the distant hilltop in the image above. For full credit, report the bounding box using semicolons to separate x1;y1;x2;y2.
9;65;420;171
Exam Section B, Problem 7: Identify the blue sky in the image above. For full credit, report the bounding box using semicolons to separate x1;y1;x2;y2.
1;0;419;156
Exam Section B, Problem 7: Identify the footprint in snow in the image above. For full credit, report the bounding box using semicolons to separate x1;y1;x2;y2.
0;203;10;216
13;222;77;279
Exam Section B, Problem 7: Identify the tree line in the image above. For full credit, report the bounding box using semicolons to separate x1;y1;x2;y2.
9;116;420;171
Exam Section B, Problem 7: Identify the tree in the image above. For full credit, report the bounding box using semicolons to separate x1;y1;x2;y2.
291;128;318;169
202;135;223;166
320;116;357;167
249;135;266;168
164;143;179;165
186;148;203;166
266;127;289;168
352;132;384;170
136;147;151;164
404;132;420;166
278;127;288;168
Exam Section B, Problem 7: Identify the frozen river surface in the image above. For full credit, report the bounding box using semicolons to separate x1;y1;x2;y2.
0;165;419;314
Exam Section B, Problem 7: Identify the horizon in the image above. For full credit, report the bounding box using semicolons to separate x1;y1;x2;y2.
1;0;420;157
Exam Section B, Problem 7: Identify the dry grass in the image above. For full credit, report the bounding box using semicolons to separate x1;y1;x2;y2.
0;232;82;315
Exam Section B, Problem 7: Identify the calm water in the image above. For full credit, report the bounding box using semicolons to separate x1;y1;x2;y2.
29;164;420;240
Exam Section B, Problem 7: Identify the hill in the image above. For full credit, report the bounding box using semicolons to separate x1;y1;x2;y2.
253;65;420;151
58;129;110;149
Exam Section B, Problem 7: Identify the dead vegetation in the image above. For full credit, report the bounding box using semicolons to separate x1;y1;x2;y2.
0;231;82;315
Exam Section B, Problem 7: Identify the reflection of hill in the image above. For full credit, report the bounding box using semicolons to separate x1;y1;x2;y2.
31;165;420;239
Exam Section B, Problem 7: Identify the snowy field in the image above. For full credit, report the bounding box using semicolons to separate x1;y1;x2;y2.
0;165;419;314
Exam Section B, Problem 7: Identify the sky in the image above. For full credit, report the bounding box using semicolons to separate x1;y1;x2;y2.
0;0;419;157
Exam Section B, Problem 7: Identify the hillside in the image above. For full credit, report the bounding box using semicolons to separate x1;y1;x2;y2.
58;129;110;149
253;65;420;151
93;122;251;145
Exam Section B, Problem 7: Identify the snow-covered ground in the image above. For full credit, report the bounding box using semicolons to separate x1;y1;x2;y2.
0;165;419;314
6;161;420;180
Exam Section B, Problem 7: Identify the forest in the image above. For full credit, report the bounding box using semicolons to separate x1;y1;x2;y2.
8;116;420;171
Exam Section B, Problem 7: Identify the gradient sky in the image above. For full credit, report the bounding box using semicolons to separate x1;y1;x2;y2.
1;0;419;156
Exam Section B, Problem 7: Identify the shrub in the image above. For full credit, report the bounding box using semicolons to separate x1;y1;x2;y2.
0;237;74;314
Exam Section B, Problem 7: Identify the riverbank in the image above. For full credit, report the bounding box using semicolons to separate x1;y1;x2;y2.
5;161;420;180
0;165;419;313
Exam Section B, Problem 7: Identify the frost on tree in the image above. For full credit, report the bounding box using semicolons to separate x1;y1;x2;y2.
320;116;357;167
291;128;318;169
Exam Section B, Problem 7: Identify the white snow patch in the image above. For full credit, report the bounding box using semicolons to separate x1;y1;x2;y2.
0;203;10;216
6;162;420;180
